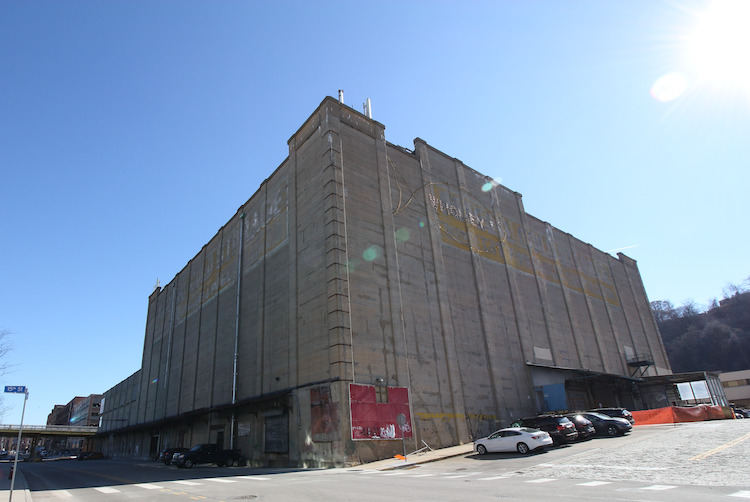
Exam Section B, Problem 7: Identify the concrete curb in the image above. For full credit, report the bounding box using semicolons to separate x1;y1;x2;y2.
352;444;475;471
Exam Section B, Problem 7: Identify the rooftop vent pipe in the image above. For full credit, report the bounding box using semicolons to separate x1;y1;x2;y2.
338;90;344;103
363;98;372;118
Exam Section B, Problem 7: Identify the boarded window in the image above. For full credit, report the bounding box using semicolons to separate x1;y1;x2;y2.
264;413;288;453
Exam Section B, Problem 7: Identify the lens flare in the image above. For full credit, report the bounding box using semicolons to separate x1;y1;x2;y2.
395;228;410;243
362;245;382;261
482;178;501;192
650;72;689;102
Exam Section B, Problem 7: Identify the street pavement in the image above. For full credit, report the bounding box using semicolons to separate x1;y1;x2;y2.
3;421;748;501
0;461;33;502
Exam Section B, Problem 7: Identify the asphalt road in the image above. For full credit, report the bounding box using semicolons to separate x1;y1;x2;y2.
7;419;750;501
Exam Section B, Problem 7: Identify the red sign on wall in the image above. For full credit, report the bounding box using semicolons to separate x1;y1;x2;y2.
350;383;412;440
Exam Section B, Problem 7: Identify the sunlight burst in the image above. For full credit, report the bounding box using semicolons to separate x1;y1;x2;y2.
686;0;750;93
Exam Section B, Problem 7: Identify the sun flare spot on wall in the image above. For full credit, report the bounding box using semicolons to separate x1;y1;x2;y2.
482;178;501;192
362;245;383;261
395;228;410;243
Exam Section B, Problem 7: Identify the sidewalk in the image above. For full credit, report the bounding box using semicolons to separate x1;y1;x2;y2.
350;443;475;471
0;463;33;502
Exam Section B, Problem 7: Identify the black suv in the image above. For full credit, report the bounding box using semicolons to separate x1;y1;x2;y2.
510;415;578;445
588;407;635;425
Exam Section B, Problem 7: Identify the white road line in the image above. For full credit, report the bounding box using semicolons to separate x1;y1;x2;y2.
577;481;612;486
235;476;271;481
443;474;469;479
135;483;164;489
206;478;237;483
525;478;556;483
173;480;202;486
729;491;750;499
94;487;120;493
47;490;73;499
478;476;508;481
382;471;407;476
408;474;435;477
641;485;676;491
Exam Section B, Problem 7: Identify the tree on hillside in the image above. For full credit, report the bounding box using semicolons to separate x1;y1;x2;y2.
652;291;750;373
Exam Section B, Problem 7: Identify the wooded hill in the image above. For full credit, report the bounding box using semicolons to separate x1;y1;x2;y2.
651;291;750;373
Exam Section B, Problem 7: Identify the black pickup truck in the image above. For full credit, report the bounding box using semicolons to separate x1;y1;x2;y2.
172;444;242;468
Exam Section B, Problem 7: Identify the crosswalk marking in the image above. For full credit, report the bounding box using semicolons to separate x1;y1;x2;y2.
173;480;202;486
642;485;676;491
729;491;750;499
206;478;236;483
478;476;508;480
408;474;435;477
382;471;407;476
94;487;120;493
577;481;612;486
525;478;556;483
48;491;73;499
135;483;164;489
235;475;271;481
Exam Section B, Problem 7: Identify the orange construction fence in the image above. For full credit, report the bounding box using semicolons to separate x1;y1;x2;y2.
631;404;734;425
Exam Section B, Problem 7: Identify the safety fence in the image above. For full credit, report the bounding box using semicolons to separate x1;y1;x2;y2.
631;404;735;425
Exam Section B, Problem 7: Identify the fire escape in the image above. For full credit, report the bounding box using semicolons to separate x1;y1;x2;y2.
627;353;654;378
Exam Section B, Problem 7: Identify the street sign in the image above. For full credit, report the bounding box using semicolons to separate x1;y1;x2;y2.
4;386;27;394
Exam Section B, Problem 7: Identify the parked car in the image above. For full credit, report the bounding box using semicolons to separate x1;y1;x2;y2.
77;451;104;460
510;415;578;445
475;427;553;455
588;407;635;425
564;414;596;440
579;412;633;436
158;447;189;465
172;444;243;468
732;409;749;419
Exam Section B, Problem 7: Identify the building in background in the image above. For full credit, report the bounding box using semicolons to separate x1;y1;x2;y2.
720;369;750;408
98;96;671;466
47;395;102;427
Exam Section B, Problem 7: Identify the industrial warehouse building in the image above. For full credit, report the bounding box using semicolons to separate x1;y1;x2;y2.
98;96;672;466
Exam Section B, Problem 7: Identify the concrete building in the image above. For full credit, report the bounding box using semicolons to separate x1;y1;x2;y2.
98;96;671;466
720;369;750;408
47;394;102;427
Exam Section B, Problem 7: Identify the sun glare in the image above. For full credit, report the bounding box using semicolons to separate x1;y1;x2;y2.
686;0;750;92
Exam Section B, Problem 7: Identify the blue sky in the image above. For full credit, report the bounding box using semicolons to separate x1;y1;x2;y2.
1;0;748;426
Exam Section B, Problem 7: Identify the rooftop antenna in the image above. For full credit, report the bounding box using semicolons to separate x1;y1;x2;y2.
338;90;344;104
153;278;160;292
363;97;372;118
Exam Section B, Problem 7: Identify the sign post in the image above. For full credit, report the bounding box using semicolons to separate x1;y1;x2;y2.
396;413;407;462
5;386;28;502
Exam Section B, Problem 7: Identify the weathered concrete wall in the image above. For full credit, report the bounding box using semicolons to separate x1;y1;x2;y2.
100;96;671;466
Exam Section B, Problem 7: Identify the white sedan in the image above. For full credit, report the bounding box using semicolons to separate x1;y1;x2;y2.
474;427;553;455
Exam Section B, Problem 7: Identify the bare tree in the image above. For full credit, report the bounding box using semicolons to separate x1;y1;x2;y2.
0;329;14;420
650;300;678;322
679;299;702;319
0;329;12;375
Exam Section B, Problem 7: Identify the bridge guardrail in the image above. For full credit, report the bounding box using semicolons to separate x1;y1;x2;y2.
0;424;98;434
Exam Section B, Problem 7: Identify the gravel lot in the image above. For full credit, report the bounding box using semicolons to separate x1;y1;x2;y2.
520;419;750;487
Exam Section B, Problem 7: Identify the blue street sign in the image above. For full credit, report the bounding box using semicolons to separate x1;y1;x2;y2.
4;386;26;394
